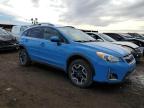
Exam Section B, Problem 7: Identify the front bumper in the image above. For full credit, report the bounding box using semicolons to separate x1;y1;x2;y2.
92;57;136;83
0;44;19;51
139;47;144;56
132;52;142;62
132;47;143;61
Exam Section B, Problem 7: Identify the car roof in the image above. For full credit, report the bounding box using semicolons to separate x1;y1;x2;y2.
27;23;75;29
22;24;77;35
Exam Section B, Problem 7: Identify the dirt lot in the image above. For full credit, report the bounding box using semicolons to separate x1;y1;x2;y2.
0;51;144;108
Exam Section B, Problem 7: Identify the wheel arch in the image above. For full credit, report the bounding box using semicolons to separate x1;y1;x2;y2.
66;54;95;75
19;45;26;49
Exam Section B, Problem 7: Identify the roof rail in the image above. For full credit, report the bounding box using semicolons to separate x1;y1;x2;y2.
30;23;55;27
37;23;54;26
64;26;75;28
80;29;98;33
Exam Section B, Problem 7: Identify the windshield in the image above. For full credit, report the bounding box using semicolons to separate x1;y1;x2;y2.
99;33;116;42
58;27;96;42
130;33;143;38
120;33;133;39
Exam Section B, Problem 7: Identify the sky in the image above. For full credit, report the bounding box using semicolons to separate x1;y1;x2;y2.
0;0;144;33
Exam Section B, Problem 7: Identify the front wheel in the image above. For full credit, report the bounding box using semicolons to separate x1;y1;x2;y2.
19;49;31;66
68;59;93;88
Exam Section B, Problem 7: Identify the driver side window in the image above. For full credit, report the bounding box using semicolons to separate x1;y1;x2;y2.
43;27;65;42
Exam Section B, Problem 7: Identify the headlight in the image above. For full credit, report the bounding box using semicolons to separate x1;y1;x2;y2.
96;52;120;63
122;46;134;53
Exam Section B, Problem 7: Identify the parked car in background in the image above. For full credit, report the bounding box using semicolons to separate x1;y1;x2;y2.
86;32;143;62
105;33;144;55
0;28;18;51
11;25;29;41
19;25;136;88
128;33;144;40
104;33;134;41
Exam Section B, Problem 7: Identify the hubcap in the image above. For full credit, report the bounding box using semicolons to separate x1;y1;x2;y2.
19;50;27;64
71;64;88;85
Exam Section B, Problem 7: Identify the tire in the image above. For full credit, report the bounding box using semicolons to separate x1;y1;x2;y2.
19;49;31;66
68;59;93;88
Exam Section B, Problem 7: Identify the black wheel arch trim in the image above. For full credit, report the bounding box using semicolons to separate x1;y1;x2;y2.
66;53;95;76
19;45;31;59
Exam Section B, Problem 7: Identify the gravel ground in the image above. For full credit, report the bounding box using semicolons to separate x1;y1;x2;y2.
0;51;144;108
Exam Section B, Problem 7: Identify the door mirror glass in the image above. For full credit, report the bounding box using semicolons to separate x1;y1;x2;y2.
50;36;60;42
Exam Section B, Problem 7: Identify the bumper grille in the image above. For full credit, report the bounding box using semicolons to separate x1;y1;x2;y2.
0;40;16;46
124;54;135;64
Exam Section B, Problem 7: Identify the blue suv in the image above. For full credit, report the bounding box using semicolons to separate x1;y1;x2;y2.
19;25;136;88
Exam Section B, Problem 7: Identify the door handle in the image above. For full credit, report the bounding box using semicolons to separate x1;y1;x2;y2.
40;42;45;47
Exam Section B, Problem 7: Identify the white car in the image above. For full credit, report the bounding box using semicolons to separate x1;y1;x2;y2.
86;32;143;62
11;25;29;41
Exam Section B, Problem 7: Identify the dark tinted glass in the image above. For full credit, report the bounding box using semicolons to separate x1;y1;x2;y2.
29;27;43;38
105;33;123;41
43;27;61;40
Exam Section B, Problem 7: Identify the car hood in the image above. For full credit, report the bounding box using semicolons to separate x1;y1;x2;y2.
112;41;139;49
81;42;130;57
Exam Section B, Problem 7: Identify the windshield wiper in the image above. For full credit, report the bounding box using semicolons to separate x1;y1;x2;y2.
75;40;86;42
75;40;97;42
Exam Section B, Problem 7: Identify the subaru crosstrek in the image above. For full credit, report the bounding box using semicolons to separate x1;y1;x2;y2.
19;25;136;88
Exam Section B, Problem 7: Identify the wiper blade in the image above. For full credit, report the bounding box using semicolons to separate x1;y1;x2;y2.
75;40;97;42
74;40;86;42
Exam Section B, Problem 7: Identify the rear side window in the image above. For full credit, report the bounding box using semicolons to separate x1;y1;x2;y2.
28;27;43;39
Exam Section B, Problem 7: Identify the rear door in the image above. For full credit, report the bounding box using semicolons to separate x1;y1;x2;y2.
21;27;44;61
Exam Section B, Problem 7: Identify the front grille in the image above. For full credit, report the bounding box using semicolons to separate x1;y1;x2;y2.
135;48;142;53
124;54;135;64
0;40;16;46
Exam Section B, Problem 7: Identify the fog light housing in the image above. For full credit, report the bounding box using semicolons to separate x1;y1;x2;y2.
108;72;118;80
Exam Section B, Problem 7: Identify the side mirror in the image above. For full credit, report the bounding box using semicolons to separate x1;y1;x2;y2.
50;36;60;43
97;39;104;42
